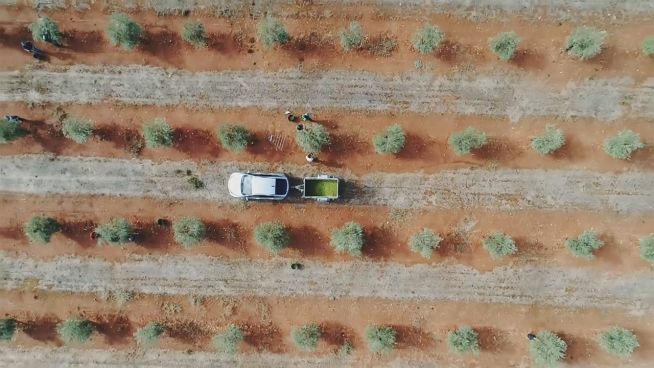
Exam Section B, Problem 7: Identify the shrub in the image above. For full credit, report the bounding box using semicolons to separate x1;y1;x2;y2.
57;319;93;345
187;176;205;189
24;216;61;244
62;117;93;144
254;222;290;253
483;232;517;259
603;130;645;160
599;327;639;358
340;22;364;52
292;323;321;351
566;229;604;259
448;127;487;155
31;16;61;45
182;21;207;48
643;37;654;57
218;124;252;152
373;124;406;155
409;228;442;259
296;122;330;153
531;125;565;155
135;322;165;347
0;118;26;144
95;218;134;246
173;217;206;248
212;324;244;354
107;12;143;50
331;222;364;257
366;325;396;353
530;331;567;367
640;235;654;263
0;319;17;341
565;26;606;60
447;326;480;355
143;118;174;149
412;24;444;54
489;31;521;61
339;340;354;356
258;15;289;49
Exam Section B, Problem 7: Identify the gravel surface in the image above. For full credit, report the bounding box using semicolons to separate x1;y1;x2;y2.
1;66;653;122
1;154;653;213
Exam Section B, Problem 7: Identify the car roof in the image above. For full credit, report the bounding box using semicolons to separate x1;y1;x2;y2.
250;175;286;196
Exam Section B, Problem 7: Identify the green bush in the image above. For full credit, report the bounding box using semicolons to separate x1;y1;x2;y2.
412;24;444;54
135;322;165;347
366;325;396;353
603;130;645;160
24;216;61;245
212;324;244;354
143;118;174;149
173;217;206;248
566;229;604;259
447;326;480;355
218;124;252;152
95;218;134;246
296;122;330;153
643;37;654;56
409;228;442;259
530;331;567;367
639;235;654;263
254;222;290;253
258;15;289;49
489;31;521;61
448;127;487;155
331;222;364;257
187;176;205;190
0;319;17;341
531;125;565;156
182;21;207;48
483;232;517;259
373;124;406;155
107;12;143;50
292;323;321;351
62;117;93;144
31;16;61;45
599;327;639;358
0;118;26;144
57;319;93;345
340;22;365;52
565;26;606;60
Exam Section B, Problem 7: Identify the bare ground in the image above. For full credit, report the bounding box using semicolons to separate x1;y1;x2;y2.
1;154;653;212
1;66;653;122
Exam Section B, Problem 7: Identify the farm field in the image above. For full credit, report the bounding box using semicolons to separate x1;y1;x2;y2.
0;0;653;367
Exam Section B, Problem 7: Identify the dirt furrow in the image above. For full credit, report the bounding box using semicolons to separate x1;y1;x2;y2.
1;154;654;212
1;253;652;311
1;66;653;122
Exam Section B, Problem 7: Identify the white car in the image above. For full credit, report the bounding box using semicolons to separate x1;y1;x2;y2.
228;172;290;200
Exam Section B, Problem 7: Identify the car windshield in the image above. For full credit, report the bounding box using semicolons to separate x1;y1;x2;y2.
241;175;252;195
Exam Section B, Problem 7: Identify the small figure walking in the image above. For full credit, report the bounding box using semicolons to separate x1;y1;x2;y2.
301;113;314;122
306;152;317;163
285;111;298;123
290;262;303;270
527;333;538;341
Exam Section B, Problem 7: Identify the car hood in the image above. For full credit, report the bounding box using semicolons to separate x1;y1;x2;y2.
228;173;245;196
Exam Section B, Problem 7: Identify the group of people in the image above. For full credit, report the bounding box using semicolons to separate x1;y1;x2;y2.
285;111;318;163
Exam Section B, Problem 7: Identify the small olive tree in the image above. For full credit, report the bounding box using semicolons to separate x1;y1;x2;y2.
565;26;606;60
95;218;134;246
218;124;252;152
331;222;364;257
62;117;94;144
254;222;290;253
24;216;61;244
599;327;639;358
296;123;330;153
483;232;517;259
448;127;487;155
173;217;206;248
643;37;654;57
447;326;480;355
373;124;406;155
566;229;604;259
57;319;93;345
213;324;244;354
0;118;26;144
366;325;396;353
409;228;442;259
292;323;321;352
182;21;207;48
0;319;17;341
531;125;565;156
340;22;365;52
143;118;174;149
530;331;567;367
489;31;521;61
412;24;444;54
640;235;654;263
258;15;289;49
107;12;143;50
135;322;165;347
603;130;645;160
31;16;61;45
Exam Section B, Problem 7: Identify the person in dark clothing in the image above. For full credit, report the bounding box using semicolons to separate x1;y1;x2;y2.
285;111;298;122
301;113;313;122
4;115;22;124
527;333;538;341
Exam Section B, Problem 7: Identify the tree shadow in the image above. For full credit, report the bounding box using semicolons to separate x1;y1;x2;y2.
206;32;243;54
94;125;144;156
321;322;356;348
65;30;104;53
95;314;133;345
243;322;284;353
166;319;209;345
476;326;510;353
438;231;471;257
205;220;246;249
397;133;430;160
558;332;596;363
140;28;183;64
25;120;66;154
362;225;398;260
589;45;616;71
436;39;462;65
134;220;173;250
511;48;545;70
285;31;335;62
475;137;523;163
0;26;32;48
288;225;330;257
391;325;434;350
173;128;220;158
61;219;97;248
0;225;23;240
23;316;59;343
325;132;369;166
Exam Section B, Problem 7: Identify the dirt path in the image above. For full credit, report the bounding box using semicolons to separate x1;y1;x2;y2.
1;66;653;122
1;154;654;212
1;253;653;311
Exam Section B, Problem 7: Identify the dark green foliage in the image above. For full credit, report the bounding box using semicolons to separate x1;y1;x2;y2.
173;217;206;248
530;331;567;367
296;123;330;153
107;12;143;50
565;229;604;259
340;22;364;52
599;327;639;358
447;326;480;355
373;124;406;155
448;127;487;155
0;118;26;144
365;325;396;353
603;130;645;160
483;232;517;259
182;21;207;48
643;37;654;56
135;322;164;347
409;228;442;259
413;24;444;54
218;124;252;152
212;324;244;354
531;125;565;155
292;323;321;351
254;222;290;253
62;117;94;144
24;216;61;244
31;16;61;45
95;218;134;246
258;15;289;49
0;319;17;341
331;222;364;257
640;235;654;263
187;176;205;189
143;118;174;149
565;26;606;60
489;31;521;61
57;319;93;345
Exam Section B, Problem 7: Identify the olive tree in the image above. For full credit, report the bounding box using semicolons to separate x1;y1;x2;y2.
143;118;174;149
24;216;61;244
0;319;17;341
173;217;206;248
0;118;26;144
373;124;406;155
292;323;321;351
483;232;517;259
218;124;252;152
340;22;365;52
331;222;364;257
599;327;639;358
565;26;606;60
366;325;396;353
489;31;521;61
529;331;567;367
182;20;207;48
106;12;143;50
640;235;654;263
565;229;604;259
31;16;61;45
95;218;134;246
412;24;444;54
62;117;94;144
448;127;487;155
409;228;442;259
603;130;645;160
254;222;290;253
447;326;480;355
258;15;289;49
213;324;244;354
57;319;93;345
296;123;330;153
531;125;565;156
135;322;165;347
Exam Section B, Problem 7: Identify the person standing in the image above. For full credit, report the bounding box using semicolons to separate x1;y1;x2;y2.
285;111;298;122
306;152;317;163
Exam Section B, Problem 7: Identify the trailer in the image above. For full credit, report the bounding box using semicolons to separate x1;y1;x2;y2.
296;175;339;202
